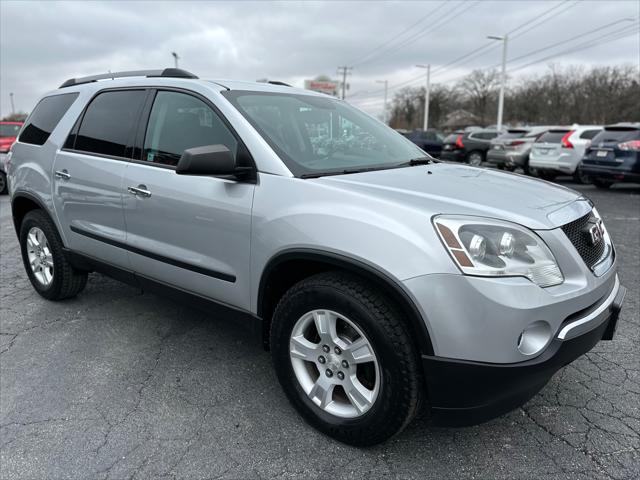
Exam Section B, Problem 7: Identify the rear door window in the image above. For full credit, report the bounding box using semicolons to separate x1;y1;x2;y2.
142;91;237;167
18;93;79;146
537;130;569;143
73;90;146;158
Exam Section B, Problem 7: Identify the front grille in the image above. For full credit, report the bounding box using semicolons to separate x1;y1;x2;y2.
561;212;606;269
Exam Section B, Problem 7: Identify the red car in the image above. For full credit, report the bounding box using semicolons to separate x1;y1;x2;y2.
0;121;23;194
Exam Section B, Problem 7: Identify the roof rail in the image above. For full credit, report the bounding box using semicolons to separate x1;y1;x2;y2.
267;81;292;87
59;68;198;89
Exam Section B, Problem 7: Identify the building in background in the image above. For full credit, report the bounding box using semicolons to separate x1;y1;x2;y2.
304;76;339;96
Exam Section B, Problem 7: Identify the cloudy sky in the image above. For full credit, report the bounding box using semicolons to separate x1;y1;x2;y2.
1;0;638;118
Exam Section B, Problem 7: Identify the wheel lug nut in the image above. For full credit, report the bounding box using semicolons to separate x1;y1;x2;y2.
337;371;344;380
341;360;349;369
334;346;342;355
322;345;330;353
318;356;326;364
325;369;333;378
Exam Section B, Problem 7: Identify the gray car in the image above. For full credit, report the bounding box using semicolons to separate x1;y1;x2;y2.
7;69;625;446
486;126;555;174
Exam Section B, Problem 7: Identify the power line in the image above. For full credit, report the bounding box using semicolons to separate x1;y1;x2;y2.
349;1;449;67
352;0;478;69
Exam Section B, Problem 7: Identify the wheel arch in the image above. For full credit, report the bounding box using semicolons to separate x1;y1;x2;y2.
257;249;434;356
11;191;51;236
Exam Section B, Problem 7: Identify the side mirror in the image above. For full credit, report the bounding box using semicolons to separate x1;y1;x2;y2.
176;144;251;178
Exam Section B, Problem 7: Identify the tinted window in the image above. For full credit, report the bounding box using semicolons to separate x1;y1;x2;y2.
75;90;146;157
0;124;22;137
580;129;601;140
472;132;498;140
591;128;640;144
537;130;569;143
143;91;238;167
18;93;78;146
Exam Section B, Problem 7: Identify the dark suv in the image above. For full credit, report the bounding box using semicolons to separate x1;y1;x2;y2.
580;123;640;188
440;129;502;166
402;129;444;158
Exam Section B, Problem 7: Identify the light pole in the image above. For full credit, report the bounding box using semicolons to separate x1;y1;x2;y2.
416;64;431;131
488;34;508;131
376;80;388;124
9;93;15;115
171;52;180;68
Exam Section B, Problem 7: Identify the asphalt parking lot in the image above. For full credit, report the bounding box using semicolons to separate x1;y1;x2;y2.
1;180;638;480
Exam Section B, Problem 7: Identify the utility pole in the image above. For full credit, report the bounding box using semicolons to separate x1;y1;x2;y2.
488;34;508;131
9;93;15;115
337;66;352;100
416;64;431;130
171;52;180;68
376;80;389;124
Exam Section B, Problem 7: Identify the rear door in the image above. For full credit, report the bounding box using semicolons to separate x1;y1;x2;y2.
53;89;147;268
122;89;255;309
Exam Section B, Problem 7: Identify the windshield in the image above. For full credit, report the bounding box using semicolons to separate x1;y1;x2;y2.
222;91;425;177
0;124;21;137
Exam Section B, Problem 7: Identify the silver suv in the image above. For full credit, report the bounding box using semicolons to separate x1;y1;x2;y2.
7;69;626;446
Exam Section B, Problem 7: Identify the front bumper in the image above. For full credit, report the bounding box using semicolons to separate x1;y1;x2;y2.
424;280;626;425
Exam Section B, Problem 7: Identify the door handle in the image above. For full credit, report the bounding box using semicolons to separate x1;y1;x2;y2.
127;185;152;198
54;169;71;180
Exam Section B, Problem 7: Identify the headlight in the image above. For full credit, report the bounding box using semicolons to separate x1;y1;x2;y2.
433;215;563;287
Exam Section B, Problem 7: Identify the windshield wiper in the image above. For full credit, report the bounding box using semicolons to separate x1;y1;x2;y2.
301;165;396;179
396;156;434;167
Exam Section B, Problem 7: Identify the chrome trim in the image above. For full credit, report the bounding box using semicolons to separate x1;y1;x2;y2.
127;185;152;198
557;275;620;340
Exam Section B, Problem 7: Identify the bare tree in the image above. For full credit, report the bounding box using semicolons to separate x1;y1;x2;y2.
456;69;499;125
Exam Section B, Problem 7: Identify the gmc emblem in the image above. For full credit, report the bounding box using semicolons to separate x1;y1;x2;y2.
587;219;604;246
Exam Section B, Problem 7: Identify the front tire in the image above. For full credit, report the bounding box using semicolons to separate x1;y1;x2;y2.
270;272;423;446
19;210;88;300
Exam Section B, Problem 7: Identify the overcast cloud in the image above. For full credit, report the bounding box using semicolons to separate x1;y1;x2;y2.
1;0;638;118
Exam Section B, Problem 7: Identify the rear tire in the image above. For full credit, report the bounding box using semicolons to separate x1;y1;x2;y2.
593;179;614;189
0;171;7;194
270;271;423;446
19;210;88;300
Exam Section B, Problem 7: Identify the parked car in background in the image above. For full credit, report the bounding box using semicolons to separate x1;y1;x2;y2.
486;126;553;174
0;121;23;194
529;125;603;182
440;129;502;166
402;129;444;157
580;123;640;188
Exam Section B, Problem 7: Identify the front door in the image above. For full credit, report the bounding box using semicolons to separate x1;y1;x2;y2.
53;89;147;269
122;90;254;310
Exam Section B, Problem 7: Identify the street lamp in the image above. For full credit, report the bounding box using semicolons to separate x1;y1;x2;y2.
416;64;431;131
487;34;508;132
171;51;180;68
376;80;389;124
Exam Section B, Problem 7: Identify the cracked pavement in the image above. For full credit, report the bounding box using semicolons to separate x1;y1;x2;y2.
1;181;638;479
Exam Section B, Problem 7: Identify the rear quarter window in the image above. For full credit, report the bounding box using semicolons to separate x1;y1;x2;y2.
18;93;79;146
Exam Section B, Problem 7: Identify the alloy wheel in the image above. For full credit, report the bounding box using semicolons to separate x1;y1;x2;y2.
26;226;54;287
289;309;380;418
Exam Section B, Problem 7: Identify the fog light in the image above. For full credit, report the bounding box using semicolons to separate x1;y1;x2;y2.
517;321;551;356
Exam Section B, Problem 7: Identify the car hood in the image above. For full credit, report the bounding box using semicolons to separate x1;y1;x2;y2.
316;163;590;230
